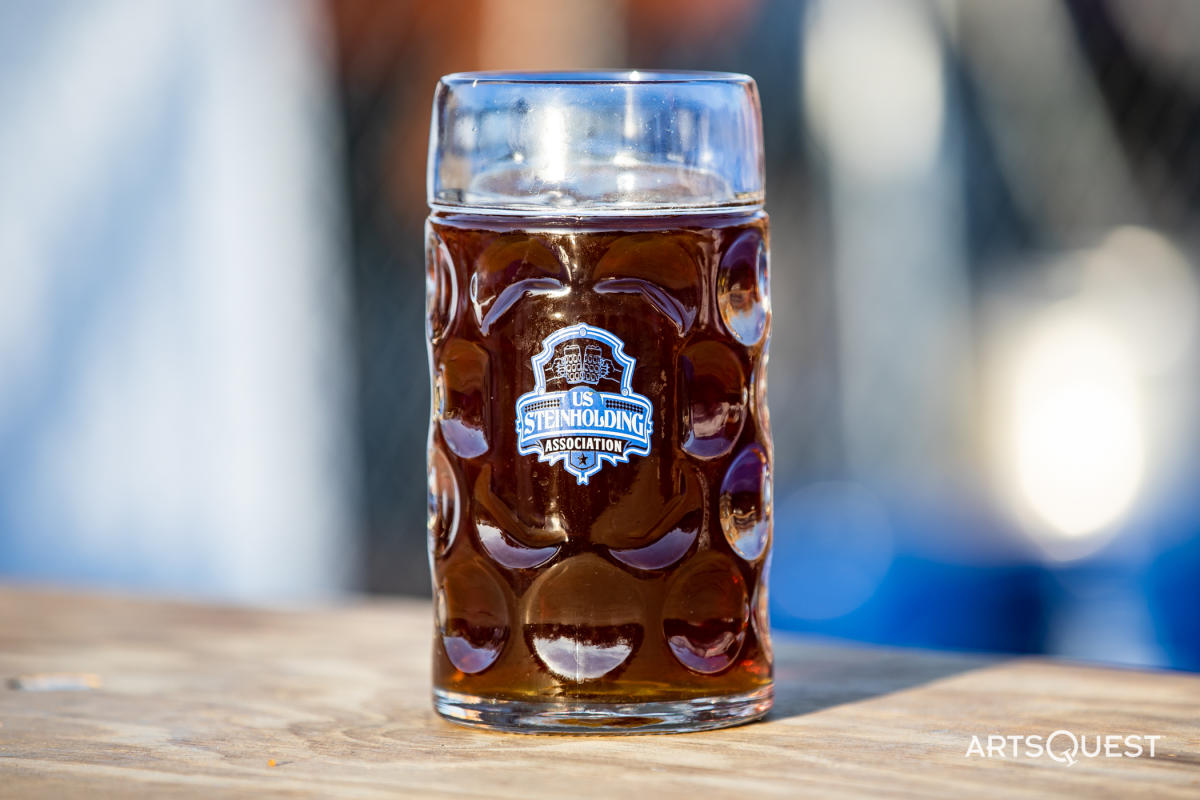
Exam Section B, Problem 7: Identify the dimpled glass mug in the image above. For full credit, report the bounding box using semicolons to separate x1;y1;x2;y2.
425;71;772;733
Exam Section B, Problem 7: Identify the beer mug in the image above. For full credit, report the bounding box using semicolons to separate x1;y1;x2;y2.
425;71;772;733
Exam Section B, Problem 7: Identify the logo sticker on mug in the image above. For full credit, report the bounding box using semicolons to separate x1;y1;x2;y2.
515;324;654;484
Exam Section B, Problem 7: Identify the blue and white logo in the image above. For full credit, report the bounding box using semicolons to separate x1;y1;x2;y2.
515;323;654;484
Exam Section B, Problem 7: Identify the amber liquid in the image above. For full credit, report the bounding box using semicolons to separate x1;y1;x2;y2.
426;210;772;704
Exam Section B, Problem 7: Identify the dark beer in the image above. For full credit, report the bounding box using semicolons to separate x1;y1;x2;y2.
427;211;772;725
426;70;770;732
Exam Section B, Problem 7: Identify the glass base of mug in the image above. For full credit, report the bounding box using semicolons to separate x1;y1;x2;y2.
433;685;773;734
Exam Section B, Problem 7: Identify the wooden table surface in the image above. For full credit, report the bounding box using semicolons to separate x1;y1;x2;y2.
1;586;1197;798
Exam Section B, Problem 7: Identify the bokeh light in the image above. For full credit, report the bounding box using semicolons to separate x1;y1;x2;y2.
999;305;1145;550
804;0;943;180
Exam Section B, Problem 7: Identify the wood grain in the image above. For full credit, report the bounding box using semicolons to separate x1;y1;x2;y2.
0;586;1197;798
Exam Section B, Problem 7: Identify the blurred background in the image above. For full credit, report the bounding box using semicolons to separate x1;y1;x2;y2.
2;0;1199;671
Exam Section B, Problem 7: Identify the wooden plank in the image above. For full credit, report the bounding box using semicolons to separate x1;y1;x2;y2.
0;586;1197;798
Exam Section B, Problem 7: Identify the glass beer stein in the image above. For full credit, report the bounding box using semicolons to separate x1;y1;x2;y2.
425;71;772;733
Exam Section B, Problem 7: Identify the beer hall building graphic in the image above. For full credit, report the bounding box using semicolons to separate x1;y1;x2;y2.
515;324;654;484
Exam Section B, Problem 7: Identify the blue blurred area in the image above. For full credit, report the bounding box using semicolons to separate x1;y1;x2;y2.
1145;500;1200;671
771;484;1048;655
773;475;1200;666
778;557;1048;655
0;0;358;599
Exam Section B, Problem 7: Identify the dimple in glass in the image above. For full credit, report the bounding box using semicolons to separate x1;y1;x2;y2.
426;71;772;733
